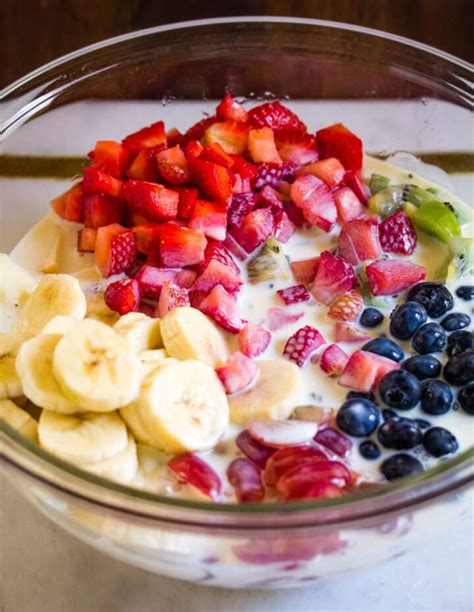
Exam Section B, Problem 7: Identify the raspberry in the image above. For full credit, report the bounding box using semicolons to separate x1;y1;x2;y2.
254;162;297;190
277;284;312;305
327;290;364;321
379;211;417;255
283;325;326;367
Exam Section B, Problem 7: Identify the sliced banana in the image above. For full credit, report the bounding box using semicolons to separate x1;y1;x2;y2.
114;312;163;353
0;398;38;442
81;433;138;484
52;319;141;412
16;274;87;335
38;409;128;464
16;334;79;414
229;360;302;425
41;315;75;335
120;401;156;446
138;359;229;453
0;254;36;333
160;307;228;367
139;352;175;379
0;333;28;399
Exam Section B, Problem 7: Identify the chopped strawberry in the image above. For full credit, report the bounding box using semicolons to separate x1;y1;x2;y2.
168;453;222;501
82;167;124;198
138;299;157;318
183;116;217;142
199;285;243;333
176;269;197;288
125;147;160;182
227;458;264;503
277;284;311;305
320;344;349;376
231;208;274;254
191;257;243;294
316;123;363;172
95;224;137;277
314;427;353;458
379;210;417;255
122;121;166;151
229;155;257;180
366;260;426;296
89;141;129;178
290;257;320;284
338;218;383;265
189;158;234;202
249;420;318;449
236;430;276;469
223;233;249;261
253;162;297;190
124;210;150;228
135;265;181;299
189;199;228;241
199;142;235;169
51;183;84;223
283;325;326;367
290;174;337;232
216;92;248;123
189;290;207;309
133;223;162;256
123;180;178;222
166;128;183;147
333;186;364;223
275;129;318;165
203;121;249;155
158;224;207;267
311;251;357;305
248;101;306;132
239;322;271;358
273;210;295;243
104;278;141;315
328;290;364;321
247;127;282;164
299;158;345;189
232;175;251;195
334;322;371;343
339;350;399;392
344;171;370;204
216;351;258;394
227;192;257;228
172;186;198;220
155;145;191;185
156;281;190;317
195;239;240;276
284;201;305;227
83;194;124;228
267;307;304;331
256;185;284;213
77;228;97;253
183;139;204;158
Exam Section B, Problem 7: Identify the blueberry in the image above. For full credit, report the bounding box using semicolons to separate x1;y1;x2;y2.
447;330;474;357
422;427;459;457
458;383;474;415
402;355;442;380
444;350;474;386
455;285;474;301
362;338;404;362
380;453;424;480
412;322;447;354
360;308;384;328
379;370;421;410
335;399;381;437
377;417;422;450
389;302;427;340
406;282;454;318
359;440;381;460
420;379;453;415
441;312;471;331
414;418;432;429
346;390;376;402
382;408;399;421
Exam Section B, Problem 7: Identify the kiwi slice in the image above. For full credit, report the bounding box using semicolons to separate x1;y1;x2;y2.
407;200;461;244
247;237;290;283
368;186;405;217
369;173;390;195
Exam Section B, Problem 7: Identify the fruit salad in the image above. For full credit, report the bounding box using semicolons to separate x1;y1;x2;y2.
1;94;473;504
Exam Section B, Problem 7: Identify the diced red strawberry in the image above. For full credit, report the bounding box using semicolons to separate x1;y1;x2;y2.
277;461;350;500
203;121;249;155
316;123;363;172
314;427;353;458
236;430;276;469
366;260;426;296
249;420;318;449
284;201;305;227
334;322;371;343
275;129;318;165
267;307;304;331
344;171;370;204
138;299;157;318
83;194;124;228
158;224;207;267
155;145;191;185
248;101;306;132
227;458;264;503
189;158;234;202
256;185;284;213
189;199;228;241
216;92;249;123
189;290;207;309
379;210;417;255
328;290;364;321
135;265;180;299
199;142;235;169
123;180;178;222
233;178;251;198
299;158;345;189
176;269;197;288
253;162;297;190
95;224;137;277
77;228;97;253
311;251;357;305
283;325;326;367
227;192;258;228
239;322;271;358
273;210;295;243
124;210;150;228
290;175;337;232
223;233;249;261
170;186;197;220
191;258;243;294
125;147;160;182
229;155;257;180
216;351;258;394
277;284;311;305
122;121;166;151
247;128;282;164
156;281;190;317
290;257;320;284
231;208;274;254
338;218;383;266
320;344;349;377
166;128;183;147
183;139;204;158
168;453;222;501
339;350;399;392
51;183;84;223
333;186;364;223
183;116;217;142
199;285;243;333
82;167;123;198
195;239;240;276
89;141;129;178
133;223;162;256
104;278;141;315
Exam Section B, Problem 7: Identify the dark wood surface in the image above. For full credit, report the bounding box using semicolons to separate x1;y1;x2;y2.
1;0;472;87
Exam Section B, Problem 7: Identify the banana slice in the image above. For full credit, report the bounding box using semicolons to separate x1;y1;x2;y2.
16;334;79;414
120;402;156;446
52;319;141;412
229;360;302;425
139;352;175;379
16;274;87;335
133;443;173;492
0;333;28;399
0;254;36;333
160;307;228;367
114;313;163;353
0;398;38;442
41;315;75;335
38;409;128;464
81;433;138;484
138;359;229;453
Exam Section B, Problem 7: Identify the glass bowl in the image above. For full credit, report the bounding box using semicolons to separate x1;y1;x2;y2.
1;17;473;589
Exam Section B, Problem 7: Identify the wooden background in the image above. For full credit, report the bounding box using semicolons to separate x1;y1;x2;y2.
1;0;472;87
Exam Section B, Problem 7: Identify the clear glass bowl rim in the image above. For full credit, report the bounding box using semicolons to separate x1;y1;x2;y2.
0;16;473;529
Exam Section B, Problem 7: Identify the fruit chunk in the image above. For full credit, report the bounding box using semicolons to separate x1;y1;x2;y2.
328;290;364;321
233;208;275;256
156;282;190;318
311;251;357;305
0;399;38;442
254;162;296;189
189;199;228;241
248;101;306;132
316;123;363;171
290;257;320;284
276;462;350;500
344;171;370;204
89;140;129;178
338;219;383;265
283;326;326;367
339;350;400;392
189;158;234;201
155;145;191;185
77;228;97;253
192;258;242;295
277;284;311;305
125;147;160;182
135;265;178;299
216;92;248;122
113;312;162;353
248;419;318;448
275;130;318;165
408;200;461;243
158;224;207;267
267;307;304;331
175;186;198;219
239;322;271;359
82;167;123;198
300;158;345;189
320;344;349;376
51;183;84;223
104;278;141;315
168;453;223;501
123;180;178;222
263;445;328;486
236;429;276;469
83;193;124;228
366;260;427;296
227;458;264;502
273;210;295;243
203;121;249;155
314;427;352;458
333;186;364;223
379;210;417;255
334;322;371;343
216;351;258;395
290;174;337;232
199;285;243;333
95;224;137;277
227;192;257;228
122;121;166;151
247;127;283;164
